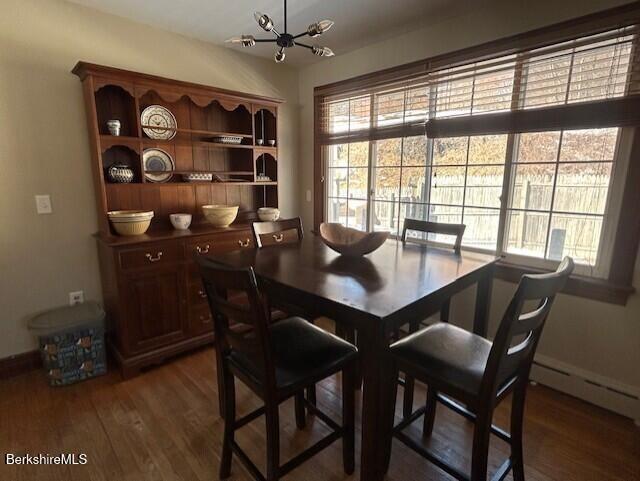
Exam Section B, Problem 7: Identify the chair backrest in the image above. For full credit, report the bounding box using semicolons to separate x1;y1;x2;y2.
196;256;277;389
252;217;304;248
401;218;466;253
481;257;574;401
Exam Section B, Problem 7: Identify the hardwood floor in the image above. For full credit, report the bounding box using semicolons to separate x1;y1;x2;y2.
1;345;638;481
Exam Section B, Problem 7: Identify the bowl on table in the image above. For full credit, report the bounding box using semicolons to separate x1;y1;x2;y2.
257;207;280;222
108;210;154;236
319;223;389;257
169;213;192;230
202;205;239;228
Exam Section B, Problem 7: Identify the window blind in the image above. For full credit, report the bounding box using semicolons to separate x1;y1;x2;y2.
317;26;640;142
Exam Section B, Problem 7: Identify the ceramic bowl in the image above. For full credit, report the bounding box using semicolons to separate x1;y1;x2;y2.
108;210;154;236
170;213;192;230
257;207;280;222
202;205;239;228
319;223;389;257
267;139;276;146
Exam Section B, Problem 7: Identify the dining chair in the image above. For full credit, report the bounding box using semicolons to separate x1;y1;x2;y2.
398;218;466;418
401;219;466;323
251;217;321;404
251;217;304;247
385;257;574;481
197;257;358;481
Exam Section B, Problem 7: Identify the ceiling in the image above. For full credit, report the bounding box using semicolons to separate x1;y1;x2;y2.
66;0;465;66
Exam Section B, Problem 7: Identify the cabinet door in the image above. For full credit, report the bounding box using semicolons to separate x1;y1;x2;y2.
121;267;187;354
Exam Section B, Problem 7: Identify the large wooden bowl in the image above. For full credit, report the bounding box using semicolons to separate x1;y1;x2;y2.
319;223;389;257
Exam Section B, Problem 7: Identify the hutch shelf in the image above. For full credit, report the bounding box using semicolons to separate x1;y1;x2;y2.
73;62;282;377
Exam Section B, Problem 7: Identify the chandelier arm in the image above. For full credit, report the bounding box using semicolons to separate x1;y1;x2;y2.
284;0;287;34
271;28;281;37
292;32;310;39
294;41;313;50
254;38;278;43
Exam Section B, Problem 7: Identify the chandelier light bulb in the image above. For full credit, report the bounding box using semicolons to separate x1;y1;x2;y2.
312;45;335;57
274;48;286;63
307;19;335;37
254;11;274;32
225;35;256;47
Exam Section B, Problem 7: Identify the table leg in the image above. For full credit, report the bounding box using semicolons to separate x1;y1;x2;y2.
359;324;395;481
473;264;494;338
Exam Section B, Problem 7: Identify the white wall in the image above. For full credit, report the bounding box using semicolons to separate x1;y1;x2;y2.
297;0;640;403
0;0;299;359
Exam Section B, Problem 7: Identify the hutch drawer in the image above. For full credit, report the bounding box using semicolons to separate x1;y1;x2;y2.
118;241;181;271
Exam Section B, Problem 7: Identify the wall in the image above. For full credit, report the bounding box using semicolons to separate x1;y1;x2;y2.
0;0;299;359
297;0;640;410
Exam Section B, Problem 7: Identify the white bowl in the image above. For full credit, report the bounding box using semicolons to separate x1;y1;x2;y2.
257;207;280;222
202;205;239;228
170;213;192;230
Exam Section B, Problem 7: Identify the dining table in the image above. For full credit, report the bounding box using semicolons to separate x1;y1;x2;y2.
206;233;499;481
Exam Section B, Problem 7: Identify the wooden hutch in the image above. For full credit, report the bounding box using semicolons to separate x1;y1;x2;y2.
73;62;281;377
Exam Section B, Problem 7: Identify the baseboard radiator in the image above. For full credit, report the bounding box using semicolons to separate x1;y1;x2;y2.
531;354;640;424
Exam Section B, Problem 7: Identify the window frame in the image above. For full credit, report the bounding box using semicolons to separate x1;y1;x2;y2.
314;4;640;305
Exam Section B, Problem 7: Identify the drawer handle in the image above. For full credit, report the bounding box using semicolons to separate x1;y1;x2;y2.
272;233;284;243
199;314;211;322
196;244;210;254
238;238;251;248
145;252;163;262
198;289;207;299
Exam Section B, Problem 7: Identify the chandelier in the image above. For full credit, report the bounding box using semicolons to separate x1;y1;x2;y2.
225;0;335;63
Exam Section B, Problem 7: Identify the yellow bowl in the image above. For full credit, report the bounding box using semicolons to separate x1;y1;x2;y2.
109;218;152;236
202;205;239;228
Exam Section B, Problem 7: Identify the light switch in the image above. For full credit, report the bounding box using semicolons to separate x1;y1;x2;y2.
306;189;312;202
35;195;52;214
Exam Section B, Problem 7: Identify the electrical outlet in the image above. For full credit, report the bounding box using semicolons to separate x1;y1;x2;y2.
35;195;52;214
69;291;84;306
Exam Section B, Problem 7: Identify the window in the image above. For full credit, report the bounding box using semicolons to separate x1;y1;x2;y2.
318;25;639;280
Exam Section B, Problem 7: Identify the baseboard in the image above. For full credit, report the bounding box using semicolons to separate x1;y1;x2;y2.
0;350;41;379
531;354;640;423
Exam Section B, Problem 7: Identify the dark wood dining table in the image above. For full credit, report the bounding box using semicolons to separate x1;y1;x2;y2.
206;234;498;481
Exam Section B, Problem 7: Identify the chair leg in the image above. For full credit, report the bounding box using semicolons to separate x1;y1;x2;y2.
422;387;438;437
306;386;317;406
402;319;421;418
219;365;235;479
402;374;415;418
265;403;280;481
383;366;400;474
294;391;306;429
470;409;492;481
342;363;356;475
510;381;528;481
440;299;451;322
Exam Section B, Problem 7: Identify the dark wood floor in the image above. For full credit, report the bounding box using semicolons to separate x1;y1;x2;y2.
1;344;638;481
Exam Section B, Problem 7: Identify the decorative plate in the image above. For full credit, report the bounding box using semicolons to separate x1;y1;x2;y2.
141;105;177;140
143;148;175;183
